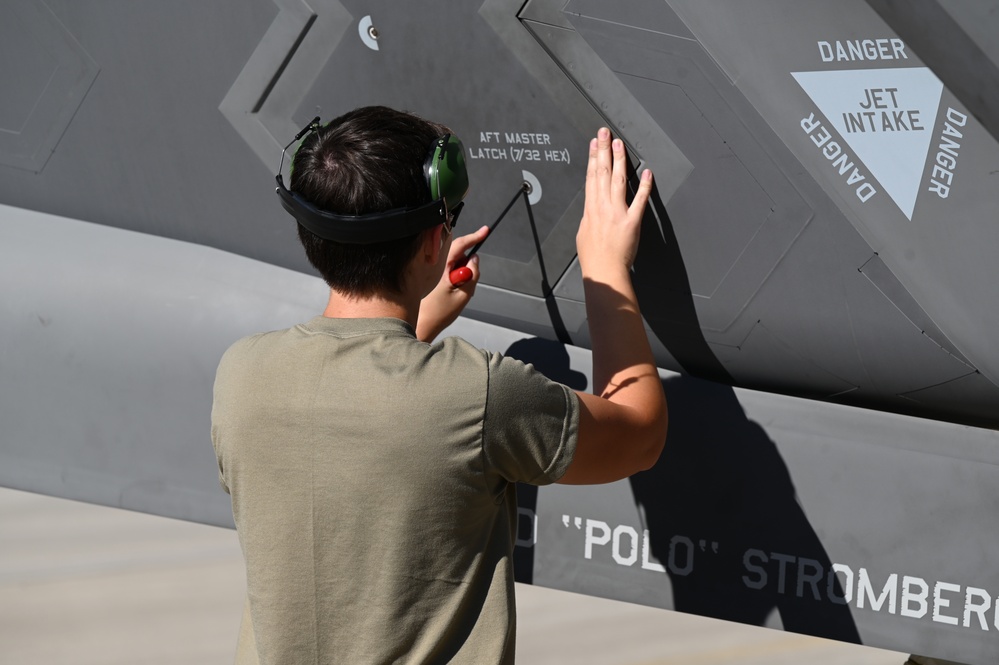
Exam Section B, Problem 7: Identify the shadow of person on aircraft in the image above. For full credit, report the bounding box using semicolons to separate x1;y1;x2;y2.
502;337;588;585
632;171;733;385
629;374;861;643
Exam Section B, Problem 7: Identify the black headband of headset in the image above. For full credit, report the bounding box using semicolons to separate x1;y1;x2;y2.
274;117;465;244
275;177;448;244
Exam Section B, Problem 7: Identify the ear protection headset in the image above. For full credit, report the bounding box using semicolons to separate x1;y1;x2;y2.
275;116;469;244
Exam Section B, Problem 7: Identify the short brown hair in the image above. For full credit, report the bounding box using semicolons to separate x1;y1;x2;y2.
290;106;449;295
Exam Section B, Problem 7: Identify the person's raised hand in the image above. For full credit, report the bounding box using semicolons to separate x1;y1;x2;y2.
576;127;653;280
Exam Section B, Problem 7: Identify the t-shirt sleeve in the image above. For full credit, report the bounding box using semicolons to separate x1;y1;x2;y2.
211;339;250;496
481;351;579;485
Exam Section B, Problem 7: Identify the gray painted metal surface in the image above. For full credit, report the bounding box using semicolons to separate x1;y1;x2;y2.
662;0;999;403
2;1;999;662
4;204;999;662
0;205;327;526
0;0;996;426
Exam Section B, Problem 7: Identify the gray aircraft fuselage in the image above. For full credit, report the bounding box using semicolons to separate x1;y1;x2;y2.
2;1;999;663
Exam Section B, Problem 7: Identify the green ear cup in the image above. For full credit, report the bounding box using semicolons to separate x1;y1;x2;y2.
428;134;469;208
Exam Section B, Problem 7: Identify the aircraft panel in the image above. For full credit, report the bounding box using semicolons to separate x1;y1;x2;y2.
6;200;999;663
858;254;972;366
938;0;999;67
3;0;989;427
0;0;99;173
0;0;297;266
901;372;999;422
867;0;999;144
540;0;998;422
520;374;999;665
561;13;810;333
558;0;697;39
255;0;592;297
663;0;999;392
0;204;328;525
3;3;999;660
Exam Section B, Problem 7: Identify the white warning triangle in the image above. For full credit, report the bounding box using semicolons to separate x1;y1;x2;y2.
792;67;943;220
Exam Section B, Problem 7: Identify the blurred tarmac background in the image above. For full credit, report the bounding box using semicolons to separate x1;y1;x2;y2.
0;487;912;664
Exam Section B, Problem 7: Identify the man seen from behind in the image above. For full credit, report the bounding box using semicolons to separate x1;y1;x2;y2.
211;106;668;664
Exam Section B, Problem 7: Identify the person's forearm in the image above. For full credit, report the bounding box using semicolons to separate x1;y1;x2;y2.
582;267;664;420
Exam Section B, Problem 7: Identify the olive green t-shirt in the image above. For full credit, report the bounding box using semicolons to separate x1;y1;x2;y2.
211;317;578;664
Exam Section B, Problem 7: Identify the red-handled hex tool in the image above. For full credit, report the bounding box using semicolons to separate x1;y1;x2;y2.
449;181;530;286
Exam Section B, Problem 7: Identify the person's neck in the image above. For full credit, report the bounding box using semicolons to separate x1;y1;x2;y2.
322;288;419;329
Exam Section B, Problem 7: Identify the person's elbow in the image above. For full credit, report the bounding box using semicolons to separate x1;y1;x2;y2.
633;398;668;472
560;391;668;485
